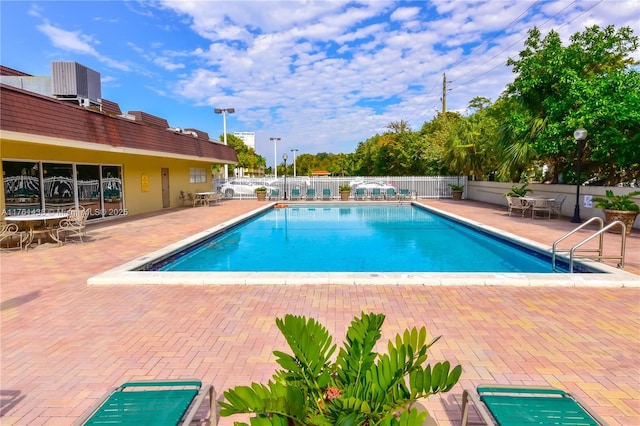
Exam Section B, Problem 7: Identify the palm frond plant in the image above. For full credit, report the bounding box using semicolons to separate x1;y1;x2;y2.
219;312;462;426
503;183;532;197
592;190;640;212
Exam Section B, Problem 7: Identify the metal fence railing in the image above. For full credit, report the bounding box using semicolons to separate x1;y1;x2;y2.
215;176;468;200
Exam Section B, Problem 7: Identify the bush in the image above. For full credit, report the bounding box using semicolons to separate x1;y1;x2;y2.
219;312;462;426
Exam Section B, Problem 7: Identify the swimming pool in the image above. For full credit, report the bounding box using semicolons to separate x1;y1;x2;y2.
154;205;568;273
88;202;637;287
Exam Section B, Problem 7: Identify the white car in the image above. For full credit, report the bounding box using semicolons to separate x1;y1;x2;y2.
220;179;278;197
349;179;396;192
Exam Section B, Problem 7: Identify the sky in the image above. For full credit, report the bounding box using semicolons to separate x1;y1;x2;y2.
1;1;638;169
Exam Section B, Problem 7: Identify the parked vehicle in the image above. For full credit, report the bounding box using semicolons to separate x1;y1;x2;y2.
349;179;396;192
220;179;278;197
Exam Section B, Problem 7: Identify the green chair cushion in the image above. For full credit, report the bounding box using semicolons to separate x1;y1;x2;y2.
84;381;201;425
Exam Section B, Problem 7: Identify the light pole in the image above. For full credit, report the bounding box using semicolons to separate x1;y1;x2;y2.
270;137;281;178
571;127;588;223
214;108;235;180
290;149;298;177
282;153;288;200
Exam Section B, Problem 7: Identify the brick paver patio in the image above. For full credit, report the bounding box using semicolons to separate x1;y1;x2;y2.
1;200;638;425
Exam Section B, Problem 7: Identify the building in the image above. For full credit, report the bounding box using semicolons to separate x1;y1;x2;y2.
1;62;237;220
233;131;255;149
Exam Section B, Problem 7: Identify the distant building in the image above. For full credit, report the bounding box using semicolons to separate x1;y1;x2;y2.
1;61;237;219
234;132;255;149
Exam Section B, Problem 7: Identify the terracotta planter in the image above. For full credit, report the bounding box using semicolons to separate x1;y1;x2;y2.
603;209;638;235
256;191;267;201
340;191;350;201
451;190;463;201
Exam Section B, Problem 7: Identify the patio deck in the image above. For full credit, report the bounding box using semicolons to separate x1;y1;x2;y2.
1;199;638;425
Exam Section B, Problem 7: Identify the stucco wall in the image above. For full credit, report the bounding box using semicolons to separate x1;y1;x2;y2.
467;181;639;230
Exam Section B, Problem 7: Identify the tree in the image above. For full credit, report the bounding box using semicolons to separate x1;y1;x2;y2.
504;25;639;184
223;134;266;176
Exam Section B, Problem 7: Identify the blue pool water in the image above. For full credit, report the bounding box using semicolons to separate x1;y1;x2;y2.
155;205;570;273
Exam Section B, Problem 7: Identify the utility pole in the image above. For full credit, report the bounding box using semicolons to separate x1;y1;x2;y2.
442;73;447;114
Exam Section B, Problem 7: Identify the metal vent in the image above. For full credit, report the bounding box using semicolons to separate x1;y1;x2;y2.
51;61;101;103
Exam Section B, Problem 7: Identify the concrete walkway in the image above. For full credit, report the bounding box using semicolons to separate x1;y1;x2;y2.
1;199;638;425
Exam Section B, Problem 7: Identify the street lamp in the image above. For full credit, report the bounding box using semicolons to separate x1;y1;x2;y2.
290;149;298;177
214;108;235;180
270;137;281;178
571;127;588;223
282;153;288;200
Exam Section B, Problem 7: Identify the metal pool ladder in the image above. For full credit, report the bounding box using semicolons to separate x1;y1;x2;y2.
552;217;627;272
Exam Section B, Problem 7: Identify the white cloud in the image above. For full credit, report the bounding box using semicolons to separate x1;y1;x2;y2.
37;22;130;72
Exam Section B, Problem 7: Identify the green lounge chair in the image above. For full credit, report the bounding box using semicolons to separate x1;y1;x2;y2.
461;385;607;426
371;188;383;200
306;188;316;200
290;188;301;200
269;188;281;200
399;188;411;200
385;188;397;200
354;188;366;200
75;380;216;426
322;188;331;200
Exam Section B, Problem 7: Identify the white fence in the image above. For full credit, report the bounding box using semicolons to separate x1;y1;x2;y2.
216;176;468;200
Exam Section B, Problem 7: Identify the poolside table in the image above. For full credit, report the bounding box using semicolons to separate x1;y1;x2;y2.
194;192;221;207
5;212;69;246
521;196;555;219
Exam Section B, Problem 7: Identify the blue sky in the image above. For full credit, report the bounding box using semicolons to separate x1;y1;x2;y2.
1;1;638;169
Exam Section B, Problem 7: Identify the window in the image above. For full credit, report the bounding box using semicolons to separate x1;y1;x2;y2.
190;167;207;183
2;161;126;218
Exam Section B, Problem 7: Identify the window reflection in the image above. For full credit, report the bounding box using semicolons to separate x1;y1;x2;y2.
42;163;74;212
77;164;101;219
102;165;123;217
2;161;41;215
3;161;125;219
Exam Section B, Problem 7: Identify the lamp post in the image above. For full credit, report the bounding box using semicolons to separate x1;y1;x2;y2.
571;127;588;223
270;137;281;178
282;153;288;200
290;149;298;177
214;108;235;180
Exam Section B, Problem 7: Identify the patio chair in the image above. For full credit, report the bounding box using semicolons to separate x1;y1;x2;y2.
399;188;411;200
269;188;281;200
506;196;530;217
56;207;90;245
179;191;195;207
306;188;316;200
461;385;607;426
0;221;28;250
551;194;566;217
371;188;383;200
354;188;367;200
322;188;332;200
531;198;552;219
385;188;397;200
290;188;301;200
74;380;216;426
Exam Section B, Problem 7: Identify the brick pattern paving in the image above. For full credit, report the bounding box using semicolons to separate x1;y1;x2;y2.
1;200;638;425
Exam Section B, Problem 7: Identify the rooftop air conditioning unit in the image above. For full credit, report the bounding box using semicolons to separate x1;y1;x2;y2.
51;61;101;103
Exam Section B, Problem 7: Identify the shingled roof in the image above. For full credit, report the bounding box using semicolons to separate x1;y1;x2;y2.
0;82;237;164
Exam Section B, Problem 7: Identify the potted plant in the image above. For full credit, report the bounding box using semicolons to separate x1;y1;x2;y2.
448;183;464;201
339;185;351;201
592;190;640;234
255;186;268;201
503;183;532;198
219;312;462;426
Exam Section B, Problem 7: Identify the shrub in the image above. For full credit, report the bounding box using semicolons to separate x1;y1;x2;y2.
219;312;462;426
